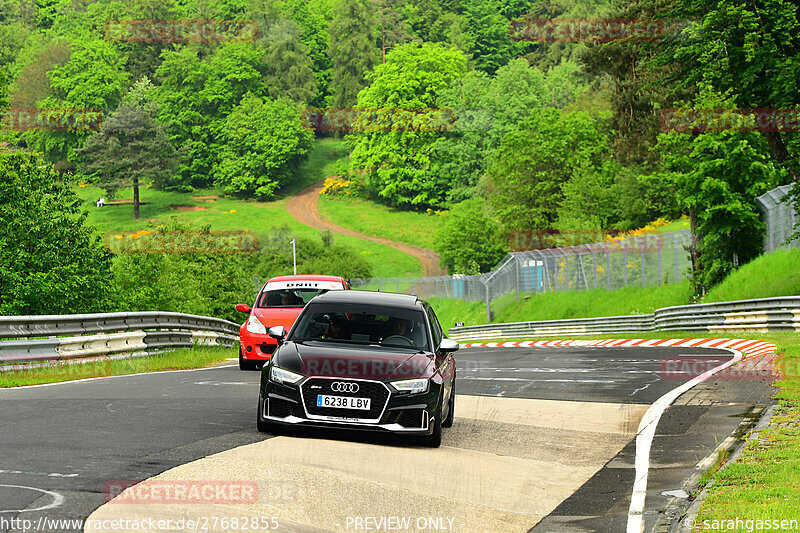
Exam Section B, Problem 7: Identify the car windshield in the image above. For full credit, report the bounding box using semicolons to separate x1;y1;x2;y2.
257;289;327;309
291;303;430;351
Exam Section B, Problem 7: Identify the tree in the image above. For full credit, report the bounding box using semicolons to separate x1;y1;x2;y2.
434;198;508;274
0;152;113;315
654;89;785;292
656;0;800;180
21;38;128;165
348;42;467;208
79;78;177;220
328;0;379;107
214;93;314;199
462;0;515;74
487;109;609;231
155;43;268;189
262;20;318;104
373;0;413;63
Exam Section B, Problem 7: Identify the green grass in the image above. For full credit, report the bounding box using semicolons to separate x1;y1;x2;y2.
283;137;350;196
705;247;800;302
428;298;489;332
73;141;424;278
490;281;693;323
0;345;234;388
318;194;443;250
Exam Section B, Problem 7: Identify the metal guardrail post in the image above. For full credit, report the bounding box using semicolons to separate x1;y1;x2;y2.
674;233;680;283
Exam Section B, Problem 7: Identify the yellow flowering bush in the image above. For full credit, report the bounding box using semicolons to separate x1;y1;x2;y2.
604;218;672;247
320;176;352;196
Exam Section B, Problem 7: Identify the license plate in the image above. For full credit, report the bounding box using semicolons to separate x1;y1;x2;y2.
316;394;371;410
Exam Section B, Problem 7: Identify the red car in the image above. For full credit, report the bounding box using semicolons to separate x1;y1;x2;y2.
236;275;350;370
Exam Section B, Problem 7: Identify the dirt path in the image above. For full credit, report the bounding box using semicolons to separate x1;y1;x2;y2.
287;181;444;276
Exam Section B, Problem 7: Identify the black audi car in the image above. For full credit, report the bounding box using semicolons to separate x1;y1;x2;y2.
256;290;458;447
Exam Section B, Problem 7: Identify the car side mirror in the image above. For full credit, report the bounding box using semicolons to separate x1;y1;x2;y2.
268;326;287;344
235;303;251;313
439;338;460;353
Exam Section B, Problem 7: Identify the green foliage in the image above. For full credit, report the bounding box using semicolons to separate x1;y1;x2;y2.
328;0;379;107
252;225;373;280
348;42;467;208
654;88;785;290
22;38;128;164
78;78;178;219
434;198;508;274
112;245;254;323
487;109;609;231
214;93;314;199
155;43;268;189
462;0;515;74
430;58;588;203
112;222;372;321
262;19;318;104
0;153;113;315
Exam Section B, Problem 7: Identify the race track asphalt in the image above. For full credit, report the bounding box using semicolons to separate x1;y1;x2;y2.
0;346;777;532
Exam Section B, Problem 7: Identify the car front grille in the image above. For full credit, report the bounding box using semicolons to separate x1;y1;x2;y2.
301;378;390;421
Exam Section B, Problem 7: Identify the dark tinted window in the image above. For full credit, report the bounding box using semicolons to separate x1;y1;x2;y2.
427;307;443;348
291;303;430;351
257;289;326;309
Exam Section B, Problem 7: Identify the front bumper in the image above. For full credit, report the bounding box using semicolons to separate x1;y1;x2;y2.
259;377;441;435
239;330;277;361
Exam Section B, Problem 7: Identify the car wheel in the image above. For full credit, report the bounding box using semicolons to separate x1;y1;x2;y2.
421;398;443;448
239;347;258;371
442;381;455;428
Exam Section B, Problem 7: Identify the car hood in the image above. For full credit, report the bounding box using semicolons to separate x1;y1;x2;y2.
273;341;434;381
252;308;303;332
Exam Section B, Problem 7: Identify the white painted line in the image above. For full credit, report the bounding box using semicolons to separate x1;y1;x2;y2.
0;365;239;391
626;348;743;533
0;484;64;513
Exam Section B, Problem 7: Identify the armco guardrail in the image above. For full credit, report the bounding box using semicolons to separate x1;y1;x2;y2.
0;312;239;364
448;296;800;341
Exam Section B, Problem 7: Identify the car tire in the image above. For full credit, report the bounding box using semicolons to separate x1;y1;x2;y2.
239;347;259;371
442;381;455;428
421;398;443;448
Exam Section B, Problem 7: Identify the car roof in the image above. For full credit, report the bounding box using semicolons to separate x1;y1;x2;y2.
267;274;345;283
309;290;422;310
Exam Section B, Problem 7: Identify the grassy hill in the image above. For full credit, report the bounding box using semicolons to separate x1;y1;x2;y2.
433;247;800;331
74;139;423;278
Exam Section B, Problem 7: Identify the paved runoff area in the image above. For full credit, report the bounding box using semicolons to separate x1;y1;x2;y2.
0;346;778;533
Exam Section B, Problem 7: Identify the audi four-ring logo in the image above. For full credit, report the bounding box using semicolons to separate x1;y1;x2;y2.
331;382;359;393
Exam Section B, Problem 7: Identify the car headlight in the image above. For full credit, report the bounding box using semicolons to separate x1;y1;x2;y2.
270;366;304;385
246;315;267;335
391;378;429;394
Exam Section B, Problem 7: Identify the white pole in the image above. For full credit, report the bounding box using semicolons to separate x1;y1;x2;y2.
290;239;297;274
